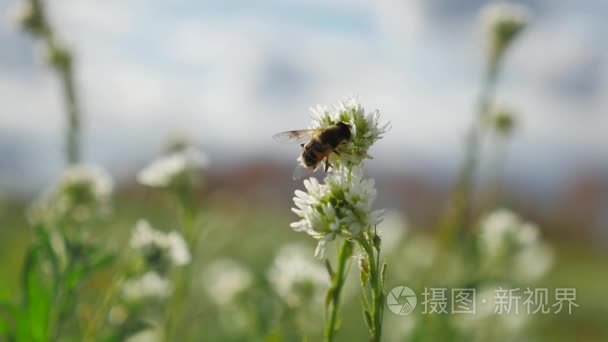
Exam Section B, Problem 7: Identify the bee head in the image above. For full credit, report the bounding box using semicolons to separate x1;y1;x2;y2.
336;121;352;140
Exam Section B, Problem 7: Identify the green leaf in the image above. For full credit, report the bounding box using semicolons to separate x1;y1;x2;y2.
380;262;387;286
324;259;334;279
359;257;370;287
34;225;61;280
363;309;373;331
0;301;17;340
20;245;53;341
324;287;334;311
90;253;115;271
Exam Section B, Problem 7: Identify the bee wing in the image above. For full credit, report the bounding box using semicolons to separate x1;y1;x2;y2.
273;129;320;144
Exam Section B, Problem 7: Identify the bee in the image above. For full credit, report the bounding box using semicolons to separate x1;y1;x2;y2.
274;122;352;179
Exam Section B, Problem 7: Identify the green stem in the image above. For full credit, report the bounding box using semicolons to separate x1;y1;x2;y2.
61;58;81;165
164;199;197;341
24;0;82;165
82;272;126;341
443;60;501;241
324;239;352;342
358;237;384;342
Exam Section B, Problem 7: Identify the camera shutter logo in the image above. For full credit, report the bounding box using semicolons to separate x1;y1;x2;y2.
387;286;417;315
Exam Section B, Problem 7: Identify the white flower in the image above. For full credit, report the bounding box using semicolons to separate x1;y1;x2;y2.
130;219;191;267
512;242;553;283
291;167;384;258
108;305;128;326
305;97;389;169
481;2;530;62
202;259;253;306
58;164;113;203
137;147;208;188
452;285;529;337
30;164;114;223
267;244;329;308
478;208;553;282
122;271;171;302
126;328;162;342
478;208;520;259
166;231;191;266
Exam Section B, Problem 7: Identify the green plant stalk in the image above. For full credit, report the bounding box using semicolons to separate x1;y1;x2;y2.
324;239;352;342
82;271;126;341
23;0;82;164
358;237;384;342
47;255;74;341
61;60;81;165
443;58;501;241
164;198;197;341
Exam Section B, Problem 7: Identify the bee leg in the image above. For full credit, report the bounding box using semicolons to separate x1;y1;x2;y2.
300;143;305;148
333;150;341;156
324;158;333;172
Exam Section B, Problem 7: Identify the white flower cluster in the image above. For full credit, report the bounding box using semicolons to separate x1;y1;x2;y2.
267;244;329;308
137;147;208;189
452;285;528;337
122;271;172;302
58;165;113;200
130;219;191;267
307;97;389;169
291;167;384;258
291;98;387;258
478;208;553;282
31;164;114;223
481;2;530;62
202;259;253;306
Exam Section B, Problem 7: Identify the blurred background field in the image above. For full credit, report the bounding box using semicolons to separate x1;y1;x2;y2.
1;0;608;341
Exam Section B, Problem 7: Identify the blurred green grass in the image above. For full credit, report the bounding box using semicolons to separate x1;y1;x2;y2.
1;192;607;341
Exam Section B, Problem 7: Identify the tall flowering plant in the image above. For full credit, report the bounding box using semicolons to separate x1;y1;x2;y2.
285;97;389;341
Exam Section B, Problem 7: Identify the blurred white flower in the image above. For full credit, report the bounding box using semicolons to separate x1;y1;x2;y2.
166;231;191;266
478;208;553;282
130;219;191;267
512;242;554;283
452;286;529;338
108;305;128;326
30;164;114;223
126;328;162;342
306;97;389;169
478;209;520;259
291;167;384;258
481;2;530;63
377;210;408;254
122;271;171;302
137;147;208;188
267;244;329;308
58;164;113;200
9;0;44;34
203;259;253;306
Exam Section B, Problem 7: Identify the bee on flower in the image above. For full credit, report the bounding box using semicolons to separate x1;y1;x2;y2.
280;97;389;341
274;97;389;178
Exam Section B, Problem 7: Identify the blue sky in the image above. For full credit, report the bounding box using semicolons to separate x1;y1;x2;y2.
1;0;607;192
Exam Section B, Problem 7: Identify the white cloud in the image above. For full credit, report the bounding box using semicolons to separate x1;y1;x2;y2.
0;0;606;188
